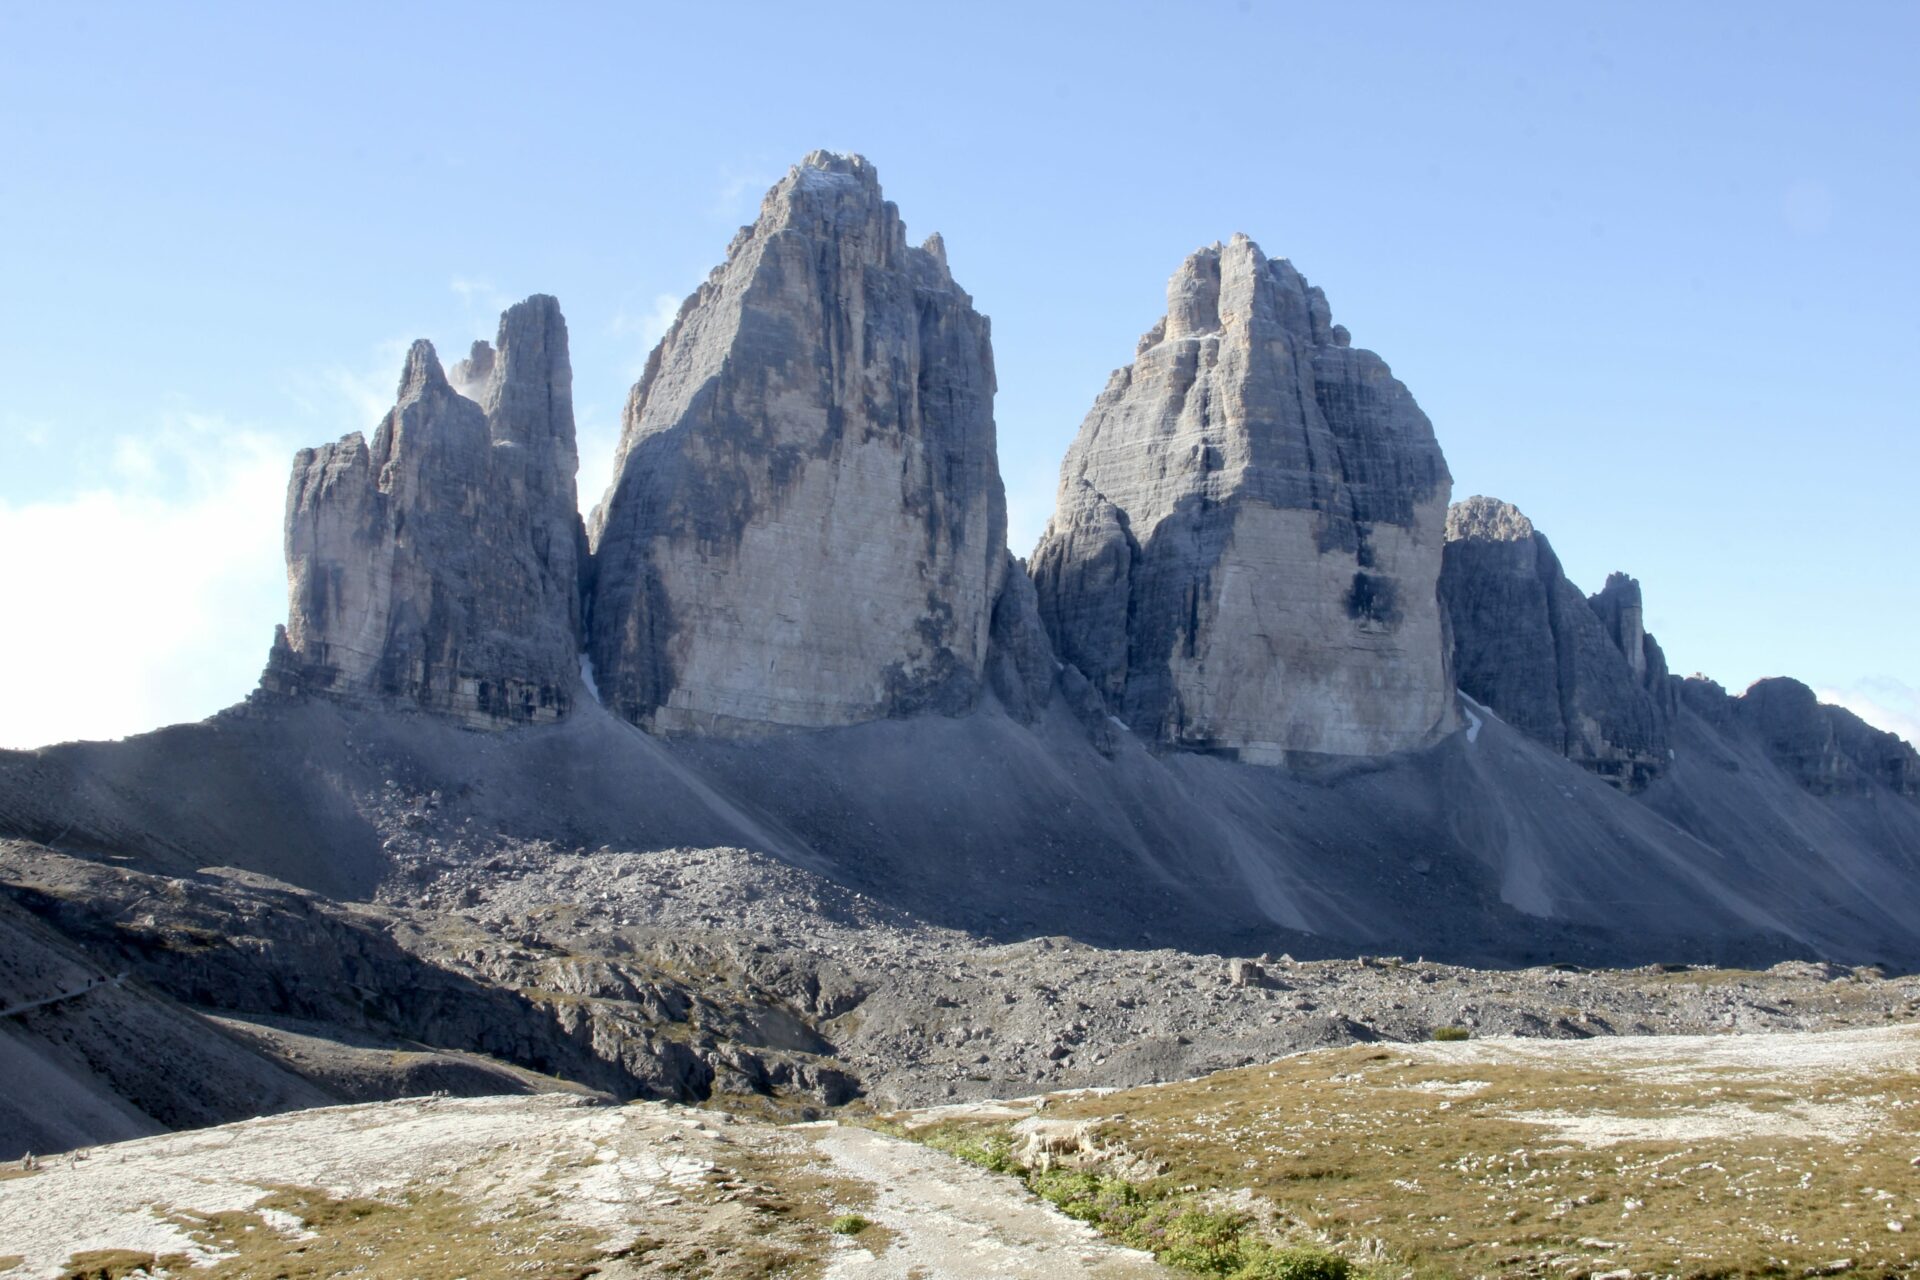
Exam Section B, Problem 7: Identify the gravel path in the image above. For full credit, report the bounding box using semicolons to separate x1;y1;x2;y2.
804;1123;1171;1278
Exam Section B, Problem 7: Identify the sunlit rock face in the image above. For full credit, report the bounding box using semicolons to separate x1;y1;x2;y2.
266;296;585;726
1030;235;1457;762
587;152;1011;736
1440;496;1669;791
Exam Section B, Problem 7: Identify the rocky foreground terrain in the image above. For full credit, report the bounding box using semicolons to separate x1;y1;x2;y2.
5;826;1916;1163
4;1024;1914;1279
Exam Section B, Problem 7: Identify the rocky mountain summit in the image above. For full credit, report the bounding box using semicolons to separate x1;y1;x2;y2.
264;295;584;726
587;151;1021;736
1031;234;1456;762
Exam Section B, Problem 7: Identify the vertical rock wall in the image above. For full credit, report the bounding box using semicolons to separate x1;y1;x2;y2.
586;152;1011;736
267;296;584;726
1030;235;1456;761
1440;496;1668;790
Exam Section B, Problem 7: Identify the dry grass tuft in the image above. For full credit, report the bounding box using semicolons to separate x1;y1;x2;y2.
1022;1034;1920;1279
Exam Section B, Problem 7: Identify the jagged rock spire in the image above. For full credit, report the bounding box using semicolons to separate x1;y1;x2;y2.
1030;235;1456;762
587;151;1023;735
1440;496;1669;790
265;296;584;726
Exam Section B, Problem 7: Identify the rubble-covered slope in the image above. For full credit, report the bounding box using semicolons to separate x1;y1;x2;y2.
3;689;1915;970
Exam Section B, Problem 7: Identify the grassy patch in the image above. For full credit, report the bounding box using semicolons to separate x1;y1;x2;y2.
1029;1036;1920;1279
913;1121;1345;1278
829;1212;871;1235
149;1184;609;1279
60;1253;193;1280
1428;1025;1470;1041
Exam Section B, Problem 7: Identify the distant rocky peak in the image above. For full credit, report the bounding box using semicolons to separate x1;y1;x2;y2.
1590;572;1650;680
1446;495;1536;543
448;339;494;402
397;338;450;401
1032;236;1455;761
1440;496;1670;791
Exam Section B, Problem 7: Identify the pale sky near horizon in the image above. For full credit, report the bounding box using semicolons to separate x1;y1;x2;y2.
2;1;1916;750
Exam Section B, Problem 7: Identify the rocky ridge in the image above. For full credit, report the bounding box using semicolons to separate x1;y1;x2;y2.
1439;496;1672;790
1030;233;1457;762
265;295;583;727
1441;495;1920;800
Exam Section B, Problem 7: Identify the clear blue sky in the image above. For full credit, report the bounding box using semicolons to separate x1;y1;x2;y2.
3;0;1916;748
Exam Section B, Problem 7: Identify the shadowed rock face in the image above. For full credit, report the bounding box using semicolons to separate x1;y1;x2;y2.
1030;235;1456;762
1731;677;1920;798
587;152;1010;736
1440;497;1669;791
266;296;584;727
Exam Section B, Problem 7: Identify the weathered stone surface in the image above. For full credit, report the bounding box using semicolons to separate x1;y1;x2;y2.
266;296;584;726
1440;497;1668;790
985;557;1056;724
1030;235;1456;762
1736;677;1920;798
587;152;1007;736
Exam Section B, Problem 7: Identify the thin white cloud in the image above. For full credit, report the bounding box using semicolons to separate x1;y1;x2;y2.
611;292;687;379
279;338;410;438
4;413;52;448
0;412;290;750
1817;677;1920;748
711;166;780;222
450;275;509;315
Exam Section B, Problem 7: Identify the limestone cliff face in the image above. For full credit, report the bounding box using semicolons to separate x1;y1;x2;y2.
1030;235;1456;761
267;296;584;726
587;152;1009;736
1440;497;1668;790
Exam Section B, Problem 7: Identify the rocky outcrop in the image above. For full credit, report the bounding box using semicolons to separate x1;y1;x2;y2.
1732;677;1920;798
1029;235;1456;762
985;557;1056;723
1440;497;1668;791
266;296;584;726
1588;572;1677;714
587;152;1007;736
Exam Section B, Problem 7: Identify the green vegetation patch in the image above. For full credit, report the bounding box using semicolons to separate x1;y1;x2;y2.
69;1184;614;1280
1026;1039;1920;1279
915;1122;1348;1279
